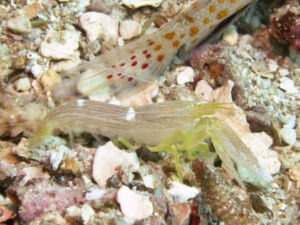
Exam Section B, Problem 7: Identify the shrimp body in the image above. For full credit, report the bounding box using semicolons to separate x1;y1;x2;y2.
55;0;254;101
30;100;198;146
30;100;272;188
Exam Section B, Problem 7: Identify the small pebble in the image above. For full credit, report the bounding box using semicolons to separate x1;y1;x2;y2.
278;68;289;76
171;203;191;225
142;174;154;189
50;146;68;170
267;59;278;72
14;77;31;92
118;37;125;47
7;14;32;34
22;2;42;19
176;66;195;85
40;29;80;60
168;181;199;203
85;188;107;200
79;12;119;44
38;70;62;92
241;132;280;175
121;0;163;8
117;186;153;221
223;26;239;46
81;204;95;224
289;164;300;188
279;78;298;94
93;142;139;188
30;64;45;78
279;127;297;146
120;20;142;40
195;80;213;102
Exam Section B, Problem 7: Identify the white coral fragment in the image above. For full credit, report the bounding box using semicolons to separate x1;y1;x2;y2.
92;142;139;188
81;204;95;224
223;26;239;46
14;77;31;92
40;29;80;60
241;132;280;175
212;80;234;102
120;20;142;40
279;77;298;94
79;12;119;44
119;81;159;106
21;167;50;185
168;181;199;203
195;80;234;103
279;127;297;146
117;186;153;221
7;14;32;33
121;0;163;8
176;66;195;85
85;188;107;200
194;80;213;102
50;146;66;170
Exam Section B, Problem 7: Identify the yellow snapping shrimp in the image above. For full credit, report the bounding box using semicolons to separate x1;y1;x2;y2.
54;0;255;102
28;99;272;188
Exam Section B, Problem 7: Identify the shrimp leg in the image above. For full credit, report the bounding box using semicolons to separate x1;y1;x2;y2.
114;137;139;151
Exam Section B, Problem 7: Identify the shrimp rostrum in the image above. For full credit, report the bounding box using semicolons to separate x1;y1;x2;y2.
29;100;272;188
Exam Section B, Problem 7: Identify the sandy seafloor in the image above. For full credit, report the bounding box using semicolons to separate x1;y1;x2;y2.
0;0;299;224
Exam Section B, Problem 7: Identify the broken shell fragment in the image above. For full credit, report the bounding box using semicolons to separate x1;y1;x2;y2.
79;12;119;44
117;186;153;221
40;29;80;60
121;0;163;9
168;181;199;203
7;14;32;34
92;142;139;188
0;204;17;223
120;20;142;40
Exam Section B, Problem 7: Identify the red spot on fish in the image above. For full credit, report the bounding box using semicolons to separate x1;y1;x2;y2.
131;61;138;66
190;26;199;36
130;55;136;60
141;63;149;69
120;62;126;67
154;45;162;51
118;73;122;76
164;32;175;40
128;77;133;82
143;50;148;54
106;74;113;79
148;40;155;46
173;40;180;47
145;53;152;59
186;16;195;23
157;54;164;62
